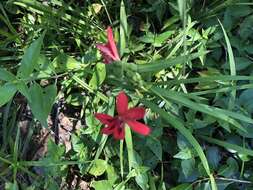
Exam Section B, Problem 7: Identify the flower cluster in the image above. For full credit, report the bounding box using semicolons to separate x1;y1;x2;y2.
95;91;150;140
95;27;151;140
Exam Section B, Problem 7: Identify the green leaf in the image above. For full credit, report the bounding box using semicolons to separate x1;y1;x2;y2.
238;153;250;162
91;180;112;190
218;19;236;77
199;135;253;156
106;165;118;185
229;5;252;18
238;123;253;138
46;139;65;160
164;75;253;86
147;137;162;160
174;148;192;160
148;173;157;190
120;140;124;179
89;63;106;90
151;86;251;132
136;52;207;73
28;83;57;127
158;182;166;190
239;89;253;114
218;157;239;178
239;15;253;40
171;183;192;190
177;133;192;150
0;83;17;107
125;126;134;171
0;68;16;81
17;33;45;78
141;100;211;176
66;93;86;106
135;173;149;190
72;75;108;102
207;147;221;169
71;134;86;155
153;31;174;47
88;159;107;176
15;81;31;102
52;53;83;72
218;19;236;111
120;0;127;56
181;158;195;178
5;182;19;190
114;182;126;190
177;0;187;24
234;57;252;71
138;31;174;47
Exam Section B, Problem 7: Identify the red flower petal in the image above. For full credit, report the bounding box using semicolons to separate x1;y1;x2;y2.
123;107;145;120
95;113;114;125
126;120;151;136
116;91;128;115
96;44;115;64
101;51;113;64
101;125;115;135
107;27;120;61
113;126;125;140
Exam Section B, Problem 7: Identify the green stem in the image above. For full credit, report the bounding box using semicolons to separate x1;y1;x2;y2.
120;140;124;179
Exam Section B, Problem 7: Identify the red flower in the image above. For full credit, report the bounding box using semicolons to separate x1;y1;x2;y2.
95;91;151;140
96;27;120;64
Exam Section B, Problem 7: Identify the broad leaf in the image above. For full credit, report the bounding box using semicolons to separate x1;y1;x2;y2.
89;63;106;90
141;100;211;176
136;52;207;73
88;159;107;176
28;83;56;127
0;83;17;107
17;33;44;78
91;180;112;190
147;137;162;160
0;68;16;81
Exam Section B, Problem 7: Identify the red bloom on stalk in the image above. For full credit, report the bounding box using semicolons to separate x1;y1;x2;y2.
96;27;120;64
95;91;151;140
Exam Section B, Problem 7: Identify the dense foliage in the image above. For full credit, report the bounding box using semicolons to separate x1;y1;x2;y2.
1;0;253;189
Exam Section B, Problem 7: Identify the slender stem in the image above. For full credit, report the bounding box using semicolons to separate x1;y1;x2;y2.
240;137;246;178
125;126;133;172
120;140;124;179
21;160;91;167
0;156;12;165
240;161;245;178
100;0;112;25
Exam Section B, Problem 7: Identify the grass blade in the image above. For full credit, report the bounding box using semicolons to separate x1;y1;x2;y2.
120;140;124;179
160;75;253;86
72;75;108;102
0;83;17;107
199;135;253;156
151;87;252;131
17;33;45;78
141;100;218;189
218;19;236;111
141;100;211;175
120;0;127;57
191;84;253;96
125;126;134;172
136;52;207;73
